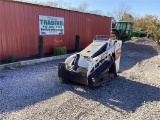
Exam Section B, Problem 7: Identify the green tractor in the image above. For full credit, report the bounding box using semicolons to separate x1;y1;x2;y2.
112;21;147;42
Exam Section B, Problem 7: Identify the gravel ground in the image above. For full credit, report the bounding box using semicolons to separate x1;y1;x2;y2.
0;39;160;120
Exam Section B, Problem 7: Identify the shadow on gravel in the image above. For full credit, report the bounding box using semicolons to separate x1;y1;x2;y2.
1;75;159;114
71;76;160;112
120;42;159;71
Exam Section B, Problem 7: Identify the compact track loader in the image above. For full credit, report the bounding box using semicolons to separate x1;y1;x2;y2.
58;35;122;87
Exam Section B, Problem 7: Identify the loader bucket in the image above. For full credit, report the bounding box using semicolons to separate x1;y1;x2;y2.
58;63;88;85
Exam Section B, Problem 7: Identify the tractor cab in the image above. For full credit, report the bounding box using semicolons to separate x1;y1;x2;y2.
112;21;133;42
112;21;147;42
116;21;132;40
116;21;132;34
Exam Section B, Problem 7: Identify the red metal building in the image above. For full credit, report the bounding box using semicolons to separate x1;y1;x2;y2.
0;0;112;60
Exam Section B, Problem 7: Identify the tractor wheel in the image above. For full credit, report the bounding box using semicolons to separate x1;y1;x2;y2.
140;33;147;37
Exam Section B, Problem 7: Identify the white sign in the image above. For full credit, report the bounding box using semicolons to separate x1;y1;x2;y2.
39;15;64;35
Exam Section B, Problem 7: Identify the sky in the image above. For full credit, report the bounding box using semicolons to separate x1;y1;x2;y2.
28;0;160;18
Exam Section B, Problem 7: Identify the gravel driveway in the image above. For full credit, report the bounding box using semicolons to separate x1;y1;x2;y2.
0;39;160;120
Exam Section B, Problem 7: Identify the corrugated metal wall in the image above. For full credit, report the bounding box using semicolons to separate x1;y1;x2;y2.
0;1;111;60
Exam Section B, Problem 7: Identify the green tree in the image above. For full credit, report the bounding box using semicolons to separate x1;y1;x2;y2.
133;15;160;42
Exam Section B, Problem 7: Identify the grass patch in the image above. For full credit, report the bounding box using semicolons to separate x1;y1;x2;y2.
53;46;67;56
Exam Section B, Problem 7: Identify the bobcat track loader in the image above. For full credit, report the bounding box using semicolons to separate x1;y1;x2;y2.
58;35;122;87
